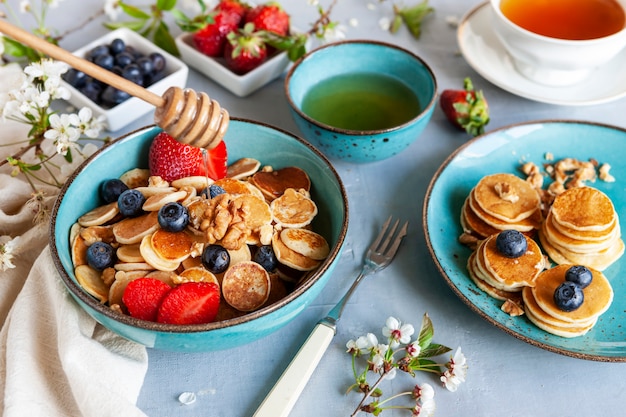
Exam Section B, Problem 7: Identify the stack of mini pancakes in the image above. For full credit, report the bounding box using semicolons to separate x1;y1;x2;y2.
539;187;625;271
467;232;545;305
461;173;543;240
522;264;614;338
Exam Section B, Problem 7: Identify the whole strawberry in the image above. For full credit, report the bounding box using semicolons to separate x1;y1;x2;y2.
244;1;290;36
190;0;249;57
224;23;268;74
439;77;490;137
148;132;227;182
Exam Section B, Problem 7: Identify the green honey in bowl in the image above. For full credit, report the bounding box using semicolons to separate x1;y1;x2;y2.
301;72;421;131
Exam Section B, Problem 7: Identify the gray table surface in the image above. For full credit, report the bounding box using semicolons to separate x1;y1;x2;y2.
41;0;626;415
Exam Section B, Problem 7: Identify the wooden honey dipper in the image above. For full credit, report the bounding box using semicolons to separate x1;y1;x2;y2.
0;19;228;150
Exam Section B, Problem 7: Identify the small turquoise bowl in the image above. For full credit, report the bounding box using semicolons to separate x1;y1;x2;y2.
50;120;348;352
285;40;437;163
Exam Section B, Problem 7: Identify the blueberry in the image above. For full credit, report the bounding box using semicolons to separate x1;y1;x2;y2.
554;281;584;311
202;244;230;274
150;52;166;73
63;68;87;88
158;202;189;232
200;185;226;199
101;86;131;106
495;230;527;258
94;53;114;70
565;265;593;288
254;245;278;272
109;38;126;55
86;241;116;270
114;51;134;68
117;189;145;217
122;64;144;85
136;56;154;76
100;178;129;204
80;79;103;102
86;44;109;61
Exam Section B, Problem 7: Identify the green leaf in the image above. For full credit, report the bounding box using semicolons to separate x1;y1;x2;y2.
417;313;434;349
119;2;151;19
154;22;180;56
419;343;452;358
395;0;434;39
104;20;148;32
156;0;177;12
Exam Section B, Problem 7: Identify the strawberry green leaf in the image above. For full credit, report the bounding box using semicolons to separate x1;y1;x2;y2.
156;0;177;12
119;1;151;19
154;21;180;56
393;0;434;39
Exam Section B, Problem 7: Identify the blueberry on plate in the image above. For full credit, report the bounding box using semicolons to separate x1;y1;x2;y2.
158;202;189;232
117;189;145;217
565;265;593;288
554;281;584;312
495;229;527;258
254;245;278;272
86;241;116;270
202;244;230;274
100;178;129;203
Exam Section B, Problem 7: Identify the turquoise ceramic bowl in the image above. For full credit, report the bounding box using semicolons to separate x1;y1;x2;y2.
285;40;437;163
50;120;348;352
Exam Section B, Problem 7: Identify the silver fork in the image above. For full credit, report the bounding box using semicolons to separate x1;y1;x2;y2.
253;216;409;417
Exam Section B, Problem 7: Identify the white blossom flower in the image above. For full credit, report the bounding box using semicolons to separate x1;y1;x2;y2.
379;17;391;31
322;24;347;42
413;398;436;417
45;113;81;155
20;0;31;13
348;18;359;27
370;343;389;370
346;332;378;355
0;235;20;271
104;0;121;21
405;342;421;357
440;347;467;392
382;316;414;348
413;383;435;401
307;0;319;6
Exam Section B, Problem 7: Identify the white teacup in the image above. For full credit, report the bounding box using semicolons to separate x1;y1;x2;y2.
490;0;626;86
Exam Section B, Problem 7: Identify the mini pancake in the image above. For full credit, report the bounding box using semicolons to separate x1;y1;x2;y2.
543;212;619;253
113;261;154;272
482;233;544;289
213;177;264;199
473;173;541;223
171;175;214;192
232;194;272;230
272;232;321;271
280;228;330;260
522;286;596;329
550;187;616;232
460;198;500;239
531;264;613;324
539;226;625;271
222;261;271;312
227;243;252;266
142;189;188;211
551;211;618;242
523;298;596;338
135;186;177;198
119;168;150;189
467;253;523;302
469;190;541;232
145;270;178;286
116;243;144;263
178;266;219;285
226;157;261;180
150;229;193;263
139;234;180;272
75;264;108;303
250;167;311;201
112;211;160;245
78;202;119;227
71;225;88;267
270;188;318;228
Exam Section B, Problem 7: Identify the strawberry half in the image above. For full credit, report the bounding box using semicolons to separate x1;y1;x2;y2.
157;282;221;325
439;77;490;137
148;132;227;182
122;277;172;322
244;2;290;36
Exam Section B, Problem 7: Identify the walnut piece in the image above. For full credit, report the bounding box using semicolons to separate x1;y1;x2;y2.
494;182;519;203
501;299;524;317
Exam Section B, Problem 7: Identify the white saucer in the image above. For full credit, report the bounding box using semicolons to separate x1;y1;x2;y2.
457;2;626;106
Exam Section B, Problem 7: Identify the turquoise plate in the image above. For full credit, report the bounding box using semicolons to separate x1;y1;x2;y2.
423;120;626;362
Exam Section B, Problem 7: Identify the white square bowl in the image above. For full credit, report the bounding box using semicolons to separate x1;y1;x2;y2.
175;32;294;97
61;27;188;132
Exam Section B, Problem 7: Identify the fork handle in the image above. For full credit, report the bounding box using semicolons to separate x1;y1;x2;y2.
253;323;335;417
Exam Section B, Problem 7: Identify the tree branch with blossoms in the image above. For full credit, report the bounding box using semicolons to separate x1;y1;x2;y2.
346;314;467;416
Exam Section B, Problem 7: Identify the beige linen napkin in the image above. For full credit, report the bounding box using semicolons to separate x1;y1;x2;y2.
0;93;148;416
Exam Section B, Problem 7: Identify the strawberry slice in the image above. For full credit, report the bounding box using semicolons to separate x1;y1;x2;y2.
122;277;172;322
157;282;221;325
439;77;490;137
148;132;227;182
